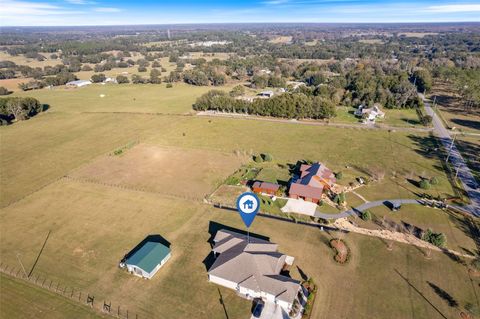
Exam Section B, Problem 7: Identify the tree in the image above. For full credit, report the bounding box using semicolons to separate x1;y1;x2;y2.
334;171;343;180
91;73;106;83
419;179;431;189
254;154;264;163
422;229;447;247
430;176;439;185
150;69;162;84
116;75;129;84
421;115;433;126
413;69;433;93
138;66;147;72
229;85;245;97
312;96;336;119
360;210;372;221
131;74;146;84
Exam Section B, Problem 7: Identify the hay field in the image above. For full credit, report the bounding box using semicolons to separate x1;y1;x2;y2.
0;178;477;319
69;144;246;199
1;82;477;319
12;83;225;114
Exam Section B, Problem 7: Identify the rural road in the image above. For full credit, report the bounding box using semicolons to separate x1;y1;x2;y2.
314;199;422;219
421;94;480;217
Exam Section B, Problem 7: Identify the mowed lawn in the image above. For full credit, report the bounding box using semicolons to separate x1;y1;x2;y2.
0;274;105;319
0;179;478;319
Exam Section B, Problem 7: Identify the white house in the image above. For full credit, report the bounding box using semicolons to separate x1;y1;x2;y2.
104;77;117;84
208;230;303;314
120;240;171;279
354;104;385;123
258;91;274;98
66;80;92;88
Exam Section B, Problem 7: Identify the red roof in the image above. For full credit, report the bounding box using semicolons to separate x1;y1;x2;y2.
289;183;323;199
254;181;280;191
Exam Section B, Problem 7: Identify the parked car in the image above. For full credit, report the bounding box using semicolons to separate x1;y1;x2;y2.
253;299;264;318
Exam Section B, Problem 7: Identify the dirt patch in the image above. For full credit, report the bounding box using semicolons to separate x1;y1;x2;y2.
330;239;350;264
0;77;34;92
69;144;246;200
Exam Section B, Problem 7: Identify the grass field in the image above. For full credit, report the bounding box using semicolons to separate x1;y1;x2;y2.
0;180;478;319
0;274;104;319
0;51;61;68
350;204;478;254
69;144;245;199
12;83;224;114
430;83;480;134
1;82;477;319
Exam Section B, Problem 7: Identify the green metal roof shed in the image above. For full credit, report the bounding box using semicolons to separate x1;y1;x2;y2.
125;241;171;279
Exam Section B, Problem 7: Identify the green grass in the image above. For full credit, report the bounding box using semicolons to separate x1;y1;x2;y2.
350;204;478;254
332;106;422;127
0;273;104;319
1;84;476;319
13;83;227;114
255;164;291;184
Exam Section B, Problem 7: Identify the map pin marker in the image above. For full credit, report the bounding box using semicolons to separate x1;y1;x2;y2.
236;192;260;228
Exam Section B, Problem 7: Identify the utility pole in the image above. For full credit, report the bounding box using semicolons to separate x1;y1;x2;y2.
455;165;461;179
445;128;456;163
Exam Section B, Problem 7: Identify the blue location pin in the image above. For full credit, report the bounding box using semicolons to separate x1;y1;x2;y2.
236;192;260;228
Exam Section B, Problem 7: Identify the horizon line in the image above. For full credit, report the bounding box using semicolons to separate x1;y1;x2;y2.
2;21;480;28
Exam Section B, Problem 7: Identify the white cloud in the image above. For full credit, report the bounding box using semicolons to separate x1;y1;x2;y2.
94;7;123;12
426;4;480;13
0;0;82;15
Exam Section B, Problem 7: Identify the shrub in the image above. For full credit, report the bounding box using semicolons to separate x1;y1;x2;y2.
422;229;447;248
166;83;173;88
360;210;372;221
335;171;343;180
430;176;439;185
262;153;273;162
419;179;431;189
138;66;147;72
91;73;106;83
116;75;129;84
254;155;263;163
0;87;11;95
225;176;240;185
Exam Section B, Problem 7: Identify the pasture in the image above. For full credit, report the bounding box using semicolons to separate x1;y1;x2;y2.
69;144;246;199
0;82;477;319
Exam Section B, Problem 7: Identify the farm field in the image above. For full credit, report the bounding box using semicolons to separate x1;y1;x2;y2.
0;51;61;68
12;83;223;114
0;81;475;319
0;274;104;319
0;178;478;319
69;144;246;200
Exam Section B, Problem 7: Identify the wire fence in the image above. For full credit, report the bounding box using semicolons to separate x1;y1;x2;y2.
0;262;147;319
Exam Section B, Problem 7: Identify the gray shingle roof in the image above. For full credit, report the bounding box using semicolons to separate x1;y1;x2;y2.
208;230;300;304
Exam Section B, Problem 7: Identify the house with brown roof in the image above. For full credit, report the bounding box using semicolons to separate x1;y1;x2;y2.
288;162;336;203
208;230;303;314
252;181;280;195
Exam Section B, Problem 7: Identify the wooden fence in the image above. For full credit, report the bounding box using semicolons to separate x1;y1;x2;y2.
0;262;147;319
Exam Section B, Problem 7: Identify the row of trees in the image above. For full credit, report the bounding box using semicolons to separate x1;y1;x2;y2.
0;97;43;124
193;90;336;119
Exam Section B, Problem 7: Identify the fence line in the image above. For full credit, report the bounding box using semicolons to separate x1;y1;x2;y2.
0;263;148;319
63;175;206;202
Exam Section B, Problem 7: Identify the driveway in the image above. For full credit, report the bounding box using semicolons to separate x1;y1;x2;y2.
421;94;480;216
250;302;290;319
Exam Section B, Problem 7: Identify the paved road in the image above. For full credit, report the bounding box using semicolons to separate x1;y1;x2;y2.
421;94;480;217
315;199;422;219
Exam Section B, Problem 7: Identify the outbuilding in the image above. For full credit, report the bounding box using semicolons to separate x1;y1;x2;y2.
252;181;280;195
66;80;92;88
122;240;171;279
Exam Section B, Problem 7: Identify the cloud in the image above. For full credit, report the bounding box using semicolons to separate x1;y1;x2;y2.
94;7;123;12
0;0;82;15
65;0;96;4
426;4;480;13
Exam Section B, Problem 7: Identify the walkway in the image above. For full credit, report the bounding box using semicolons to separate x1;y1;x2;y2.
421;94;480;217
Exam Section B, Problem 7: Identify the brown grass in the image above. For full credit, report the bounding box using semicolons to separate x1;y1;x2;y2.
69;144;246;200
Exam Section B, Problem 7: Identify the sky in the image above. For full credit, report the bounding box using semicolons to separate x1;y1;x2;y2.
1;0;479;26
